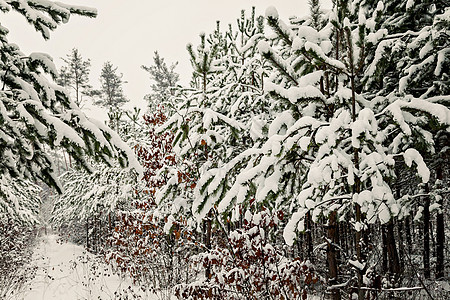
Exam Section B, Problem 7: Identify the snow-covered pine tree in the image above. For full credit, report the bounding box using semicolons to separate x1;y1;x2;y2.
96;61;128;130
255;2;449;298
188;8;270;210
155;7;272;241
121;106;143;143
155;31;228;224
52;160;137;250
57;48;92;107
363;0;450;282
141;51;179;113
217;7;269;145
309;0;322;30
157;7;271;223
0;180;39;297
190;1;447;298
156;9;322;298
0;173;41;225
0;1;141;193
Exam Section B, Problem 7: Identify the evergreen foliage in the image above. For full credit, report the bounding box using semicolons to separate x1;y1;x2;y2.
151;3;449;299
8;2;446;299
0;173;41;225
52;160;136;249
97;61;128;109
96;61;128;131
141;52;179;112
57;48;92;107
0;0;141;194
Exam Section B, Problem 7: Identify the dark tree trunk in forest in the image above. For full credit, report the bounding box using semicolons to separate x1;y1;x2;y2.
93;217;97;252
347;223;353;259
423;184;431;279
297;233;304;260
435;165;445;279
205;212;212;280
386;221;401;279
405;215;412;254
108;213;112;232
381;226;388;272
327;211;340;300
203;71;207;94
306;212;314;263
388;175;402;278
397;220;405;270
394;171;405;270
340;222;350;260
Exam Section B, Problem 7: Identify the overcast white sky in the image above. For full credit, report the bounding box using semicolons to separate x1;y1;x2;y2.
2;0;331;119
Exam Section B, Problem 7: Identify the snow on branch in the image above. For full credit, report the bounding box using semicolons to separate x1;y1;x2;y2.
403;148;430;183
4;0;97;39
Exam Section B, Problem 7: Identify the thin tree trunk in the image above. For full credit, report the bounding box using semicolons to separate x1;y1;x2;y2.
423;184;431;279
335;29;339;93
203;71;207;95
320;76;324;94
386;221;401;280
55;149;61;176
405;216;412;254
397;220;405;270
76;80;79;106
297;232;303;260
306;212;314;263
205;212;212;280
108;213;112;232
63;150;68;170
327;211;340;300
393;172;404;276
381;225;388;272
435;165;445;279
347;222;353;259
339;222;346;259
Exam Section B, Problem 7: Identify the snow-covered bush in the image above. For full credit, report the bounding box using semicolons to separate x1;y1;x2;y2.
52;160;137;251
0;218;38;298
175;203;321;300
0;175;40;298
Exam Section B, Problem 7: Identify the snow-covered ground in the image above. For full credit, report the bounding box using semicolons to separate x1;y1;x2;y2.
11;234;327;300
15;234;159;300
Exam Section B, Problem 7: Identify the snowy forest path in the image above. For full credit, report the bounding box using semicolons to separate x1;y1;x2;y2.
16;234;149;300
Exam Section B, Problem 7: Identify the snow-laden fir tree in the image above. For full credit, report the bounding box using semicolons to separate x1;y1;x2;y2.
52;160;137;250
141;51;179;113
362;0;450;282
0;1;140;195
95;61;128;131
57;48;92;107
154;31;226;224
184;1;449;298
156;8;270;226
153;9;305;297
0;173;41;225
